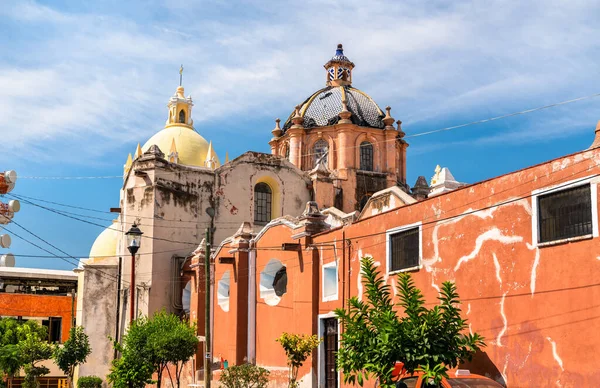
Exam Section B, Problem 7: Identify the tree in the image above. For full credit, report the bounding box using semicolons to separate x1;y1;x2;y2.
0;345;22;388
276;333;320;388
17;326;54;388
219;364;270;388
54;327;91;388
108;311;198;388
107;317;154;388
145;310;199;388
335;256;485;388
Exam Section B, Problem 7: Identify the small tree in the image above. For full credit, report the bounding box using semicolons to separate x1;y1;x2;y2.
18;327;54;388
54;326;91;388
107;317;154;388
0;345;22;388
335;257;485;387
219;364;270;388
145;310;199;388
276;333;320;388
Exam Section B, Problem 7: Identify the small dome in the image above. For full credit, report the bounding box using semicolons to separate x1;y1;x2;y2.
142;125;217;167
87;222;119;264
282;86;385;132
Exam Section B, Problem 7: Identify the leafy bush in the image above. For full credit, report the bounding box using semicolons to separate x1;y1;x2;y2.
276;333;320;388
219;364;270;388
77;376;102;388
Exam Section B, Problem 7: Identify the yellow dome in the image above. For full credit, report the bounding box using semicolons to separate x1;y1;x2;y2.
142;125;213;167
87;222;119;264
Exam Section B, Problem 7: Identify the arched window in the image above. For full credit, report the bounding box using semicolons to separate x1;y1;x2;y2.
178;109;186;124
313;139;329;167
285;143;290;160
360;141;373;171
254;182;272;223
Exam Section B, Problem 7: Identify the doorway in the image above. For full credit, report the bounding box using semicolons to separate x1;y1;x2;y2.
322;317;338;388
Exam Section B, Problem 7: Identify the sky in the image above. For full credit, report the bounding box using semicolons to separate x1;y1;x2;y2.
2;0;600;270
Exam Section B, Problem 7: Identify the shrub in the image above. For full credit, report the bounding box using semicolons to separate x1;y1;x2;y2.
219;364;270;388
77;376;102;388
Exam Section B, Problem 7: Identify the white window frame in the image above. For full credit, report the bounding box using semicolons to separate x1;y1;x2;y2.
318;312;340;388
386;221;423;275
322;261;338;302
531;175;599;248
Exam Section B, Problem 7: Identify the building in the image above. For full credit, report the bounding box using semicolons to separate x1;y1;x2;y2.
78;44;416;383
206;122;600;387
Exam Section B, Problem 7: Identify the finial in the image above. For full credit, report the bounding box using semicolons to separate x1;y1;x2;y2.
383;106;395;127
272;118;282;138
135;143;143;159
292;105;304;127
397;120;405;137
124;153;133;175
225;152;229;163
336;43;343;55
170;138;177;154
339;97;352;123
179;64;184;86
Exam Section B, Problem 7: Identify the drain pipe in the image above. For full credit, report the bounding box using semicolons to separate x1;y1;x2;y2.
247;239;256;363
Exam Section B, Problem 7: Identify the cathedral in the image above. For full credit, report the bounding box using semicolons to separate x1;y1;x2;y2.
75;44;457;381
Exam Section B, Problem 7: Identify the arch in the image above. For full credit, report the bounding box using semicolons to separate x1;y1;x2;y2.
217;270;231;312
254;182;272;224
359;141;373;171
354;132;382;172
178;109;186;124
254;174;282;222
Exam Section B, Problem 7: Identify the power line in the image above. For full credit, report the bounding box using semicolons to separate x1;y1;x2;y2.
16;91;600;180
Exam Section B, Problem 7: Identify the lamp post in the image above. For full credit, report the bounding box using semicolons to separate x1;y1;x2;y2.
125;223;143;322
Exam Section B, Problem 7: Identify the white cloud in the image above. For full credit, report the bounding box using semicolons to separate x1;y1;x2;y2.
2;0;600;164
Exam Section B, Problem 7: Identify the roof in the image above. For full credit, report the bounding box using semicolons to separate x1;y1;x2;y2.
0;267;78;282
282;86;385;132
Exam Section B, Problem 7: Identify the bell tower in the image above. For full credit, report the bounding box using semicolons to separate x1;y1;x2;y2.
166;66;194;128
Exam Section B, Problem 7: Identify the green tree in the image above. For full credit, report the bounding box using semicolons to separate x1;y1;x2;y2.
276;333;320;388
107;317;154;388
0;344;22;388
145;310;199;388
18;326;54;388
219;364;270;388
335;256;485;388
54;327;91;388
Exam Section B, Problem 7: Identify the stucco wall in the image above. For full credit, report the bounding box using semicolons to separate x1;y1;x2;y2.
78;264;118;382
210;147;600;387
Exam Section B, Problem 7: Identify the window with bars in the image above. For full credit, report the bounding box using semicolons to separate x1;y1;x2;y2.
537;184;593;243
389;227;420;272
313;139;329;167
360;141;373;171
254;182;272;224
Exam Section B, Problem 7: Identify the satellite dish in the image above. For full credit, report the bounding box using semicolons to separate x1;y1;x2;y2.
0;234;11;248
0;253;15;267
8;200;20;213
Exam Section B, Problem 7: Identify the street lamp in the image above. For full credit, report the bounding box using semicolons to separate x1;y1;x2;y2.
125;223;143;322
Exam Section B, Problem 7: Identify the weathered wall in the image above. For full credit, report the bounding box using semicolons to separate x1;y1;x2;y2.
77;264;118;383
0;293;75;341
210;147;600;387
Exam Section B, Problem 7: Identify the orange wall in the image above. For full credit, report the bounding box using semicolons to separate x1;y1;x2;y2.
0;293;75;342
207;147;600;387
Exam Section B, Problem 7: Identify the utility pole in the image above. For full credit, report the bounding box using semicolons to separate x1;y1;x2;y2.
204;228;211;388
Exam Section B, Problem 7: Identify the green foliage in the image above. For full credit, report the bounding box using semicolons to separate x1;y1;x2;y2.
0;344;22;378
0;318;48;347
335;257;485;388
107;317;154;388
108;311;199;388
17;324;54;388
219;364;270;388
276;333;320;388
76;376;102;388
54;326;91;387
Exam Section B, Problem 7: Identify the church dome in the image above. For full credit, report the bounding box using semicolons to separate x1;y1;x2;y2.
282;86;385;132
87;221;119;264
142;125;211;167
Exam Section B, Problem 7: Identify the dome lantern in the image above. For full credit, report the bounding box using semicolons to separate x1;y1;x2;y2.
166;68;194;129
324;44;355;87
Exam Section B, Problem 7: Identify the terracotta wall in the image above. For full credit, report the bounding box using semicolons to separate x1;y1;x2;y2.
0;293;75;342
208;147;600;387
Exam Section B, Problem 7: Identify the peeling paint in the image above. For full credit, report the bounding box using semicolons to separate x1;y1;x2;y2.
496;291;508;347
546;337;564;371
492;253;502;287
455;229;523;271
527;243;541;295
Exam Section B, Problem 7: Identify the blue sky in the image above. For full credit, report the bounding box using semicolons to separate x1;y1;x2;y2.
2;0;600;270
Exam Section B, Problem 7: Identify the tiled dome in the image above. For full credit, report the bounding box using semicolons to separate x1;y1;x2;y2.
282;86;385;132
